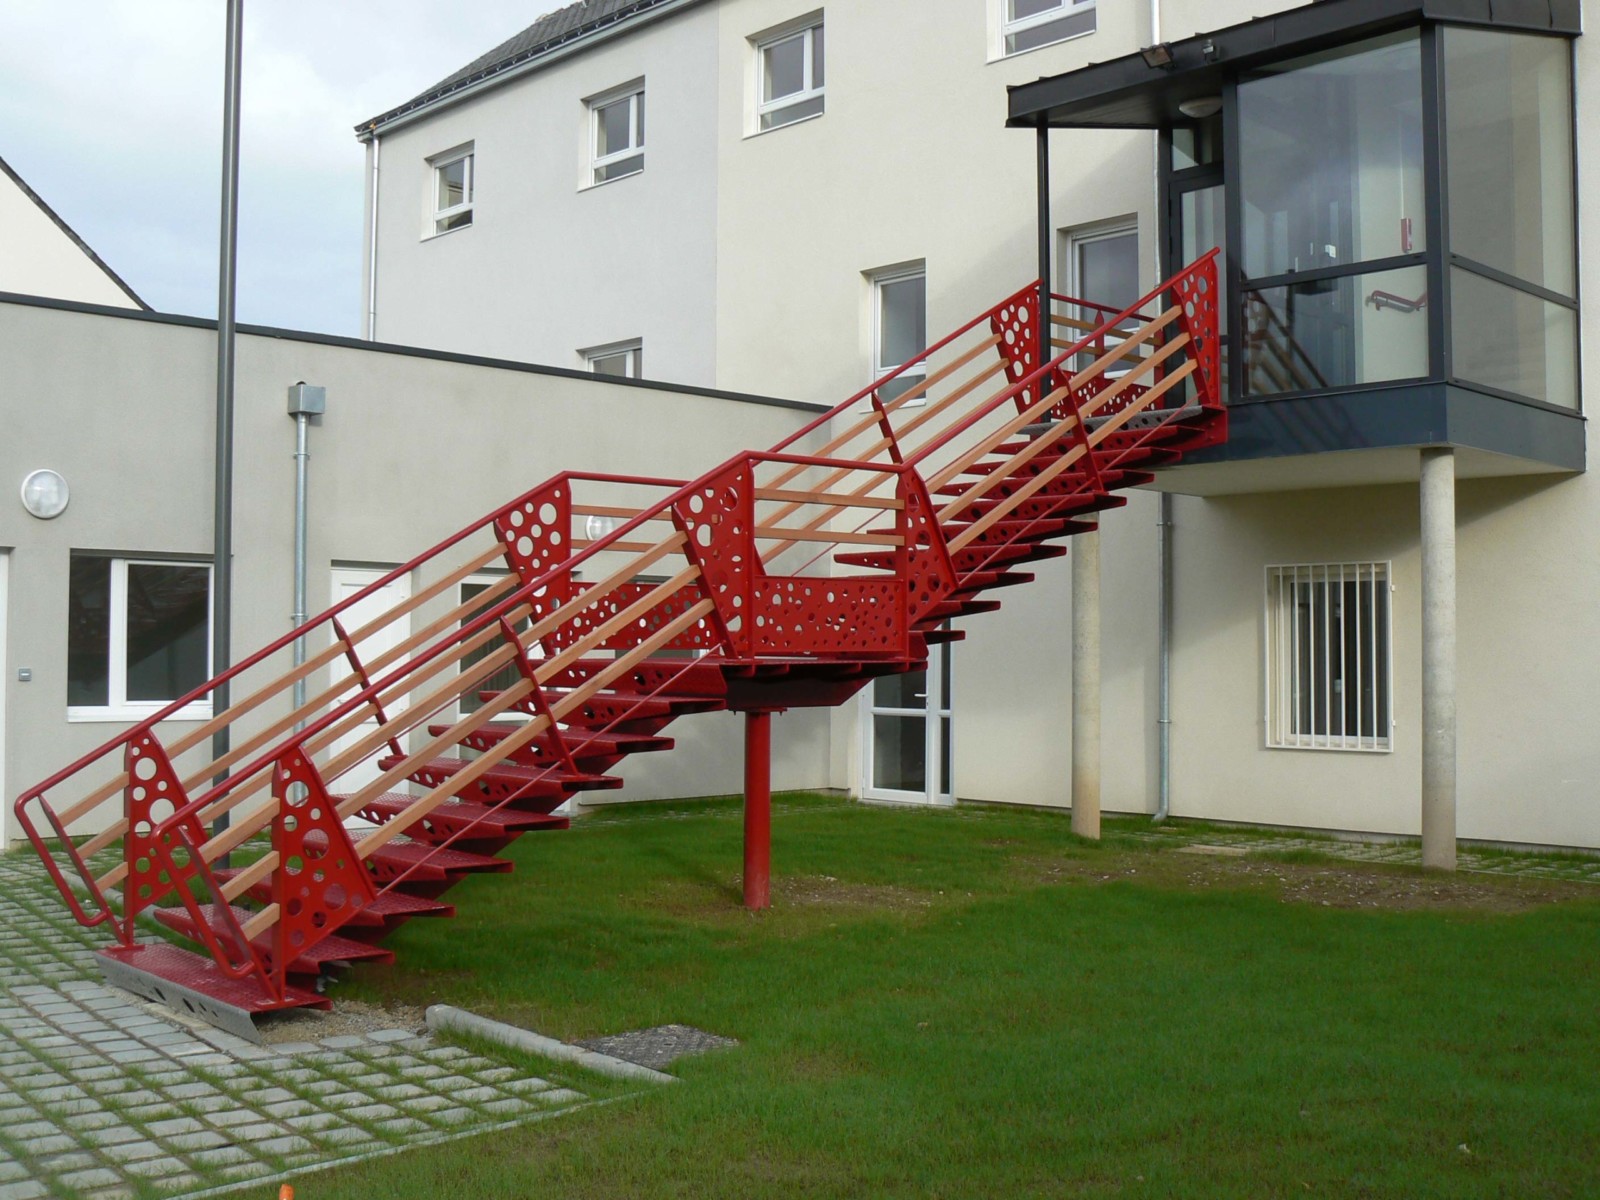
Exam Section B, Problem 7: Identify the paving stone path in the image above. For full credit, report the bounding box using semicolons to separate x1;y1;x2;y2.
1137;828;1600;882
0;852;593;1200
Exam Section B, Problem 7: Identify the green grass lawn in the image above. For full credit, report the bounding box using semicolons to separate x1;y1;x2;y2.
306;794;1600;1198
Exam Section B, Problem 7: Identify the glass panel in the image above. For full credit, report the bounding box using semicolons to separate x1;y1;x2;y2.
762;32;805;102
1181;186;1228;334
125;564;210;703
874;669;927;709
1451;268;1578;409
760;94;824;131
1239;31;1425;280
1445;29;1575;298
1170;115;1222;171
459;582;524;713
595;153;644;183
813;25;824;86
872;715;926;792
1242;265;1428;396
877;274;926;371
590;351;632;377
437;211;471;233
1006;10;1094;55
1012;0;1065;19
939;717;952;796
67;556;111;707
1075;233;1139;313
436;157;467;210
597;96;634;157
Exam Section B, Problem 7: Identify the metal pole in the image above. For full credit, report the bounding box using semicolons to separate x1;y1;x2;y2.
291;413;310;723
1155;492;1173;821
1036;122;1052;375
211;0;244;837
1420;447;1457;870
743;710;773;910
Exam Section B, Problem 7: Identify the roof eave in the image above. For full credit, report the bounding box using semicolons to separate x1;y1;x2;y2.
356;0;709;142
1007;0;1581;130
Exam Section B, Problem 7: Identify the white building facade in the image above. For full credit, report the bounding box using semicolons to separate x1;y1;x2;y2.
355;0;1597;853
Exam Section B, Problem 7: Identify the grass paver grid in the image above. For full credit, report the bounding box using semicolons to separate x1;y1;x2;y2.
0;849;597;1199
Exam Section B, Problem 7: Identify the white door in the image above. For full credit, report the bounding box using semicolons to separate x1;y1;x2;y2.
860;637;954;806
0;553;8;850
328;567;412;799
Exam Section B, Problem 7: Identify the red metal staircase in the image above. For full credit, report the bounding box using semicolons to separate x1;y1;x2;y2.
15;252;1223;1037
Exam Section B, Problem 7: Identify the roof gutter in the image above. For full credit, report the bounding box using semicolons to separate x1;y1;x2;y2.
357;0;710;142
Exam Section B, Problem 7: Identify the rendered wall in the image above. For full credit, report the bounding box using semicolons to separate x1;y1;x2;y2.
0;171;141;310
365;3;721;385
0;300;831;844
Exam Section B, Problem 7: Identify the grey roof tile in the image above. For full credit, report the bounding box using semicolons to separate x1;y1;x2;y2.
357;0;691;135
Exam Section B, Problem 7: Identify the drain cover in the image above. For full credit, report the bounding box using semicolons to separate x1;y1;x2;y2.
577;1024;738;1069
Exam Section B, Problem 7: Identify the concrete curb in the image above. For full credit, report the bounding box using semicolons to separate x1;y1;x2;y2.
425;1005;677;1085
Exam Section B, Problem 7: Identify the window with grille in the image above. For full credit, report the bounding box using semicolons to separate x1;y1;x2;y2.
1264;563;1392;751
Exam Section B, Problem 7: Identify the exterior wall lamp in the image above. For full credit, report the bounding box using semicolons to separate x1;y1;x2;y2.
20;469;69;519
1140;43;1176;69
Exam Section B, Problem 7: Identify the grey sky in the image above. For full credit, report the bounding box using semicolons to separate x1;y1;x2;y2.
0;2;554;335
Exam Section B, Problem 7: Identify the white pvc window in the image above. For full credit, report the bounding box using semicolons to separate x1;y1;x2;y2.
584;340;644;379
870;264;927;404
1003;0;1096;56
1265;563;1393;751
67;556;213;721
757;20;825;131
430;146;474;235
590;87;645;185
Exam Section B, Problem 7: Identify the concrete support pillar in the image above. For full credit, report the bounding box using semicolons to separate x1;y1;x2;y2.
1420;448;1457;871
1072;529;1102;839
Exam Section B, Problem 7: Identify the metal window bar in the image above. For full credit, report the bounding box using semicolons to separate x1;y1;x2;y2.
1266;562;1391;752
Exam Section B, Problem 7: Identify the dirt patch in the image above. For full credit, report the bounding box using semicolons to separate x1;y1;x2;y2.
1016;850;1595;913
767;874;934;911
258;997;427;1044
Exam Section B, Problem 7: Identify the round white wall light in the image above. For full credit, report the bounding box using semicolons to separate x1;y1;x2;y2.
20;469;70;520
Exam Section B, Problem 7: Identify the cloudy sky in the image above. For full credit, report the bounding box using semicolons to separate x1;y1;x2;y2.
0;1;555;336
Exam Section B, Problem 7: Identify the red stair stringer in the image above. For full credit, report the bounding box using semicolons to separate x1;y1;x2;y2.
13;251;1225;1036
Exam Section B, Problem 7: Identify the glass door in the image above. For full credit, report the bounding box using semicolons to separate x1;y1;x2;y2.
1168;170;1230;395
861;639;953;805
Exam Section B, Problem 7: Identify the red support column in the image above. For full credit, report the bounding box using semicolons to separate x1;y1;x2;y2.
743;710;773;911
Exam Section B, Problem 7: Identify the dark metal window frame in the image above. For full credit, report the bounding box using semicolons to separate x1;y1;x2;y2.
1155;17;1581;416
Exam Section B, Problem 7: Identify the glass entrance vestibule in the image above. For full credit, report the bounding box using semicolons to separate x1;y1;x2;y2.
1011;1;1583;474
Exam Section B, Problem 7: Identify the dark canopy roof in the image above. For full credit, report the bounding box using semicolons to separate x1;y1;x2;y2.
1007;0;1580;130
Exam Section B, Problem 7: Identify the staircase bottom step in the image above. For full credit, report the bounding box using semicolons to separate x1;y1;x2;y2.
99;943;328;1044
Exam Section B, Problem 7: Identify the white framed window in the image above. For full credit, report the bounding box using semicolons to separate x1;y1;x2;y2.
588;84;645;186
583;339;644;379
428;144;474;236
754;16;824;132
1064;220;1141;370
1001;0;1096;58
67;555;213;722
1265;563;1393;752
459;574;528;716
869;263;927;404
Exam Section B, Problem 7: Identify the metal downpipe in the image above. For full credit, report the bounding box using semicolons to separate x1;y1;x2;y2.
291;412;310;725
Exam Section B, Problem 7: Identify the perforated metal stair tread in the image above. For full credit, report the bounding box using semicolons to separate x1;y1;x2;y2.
355;839;513;878
356;792;571;835
152;904;396;974
378;755;622;792
428;722;675;758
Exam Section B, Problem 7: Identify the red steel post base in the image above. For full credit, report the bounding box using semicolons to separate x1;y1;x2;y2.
743;710;775;910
